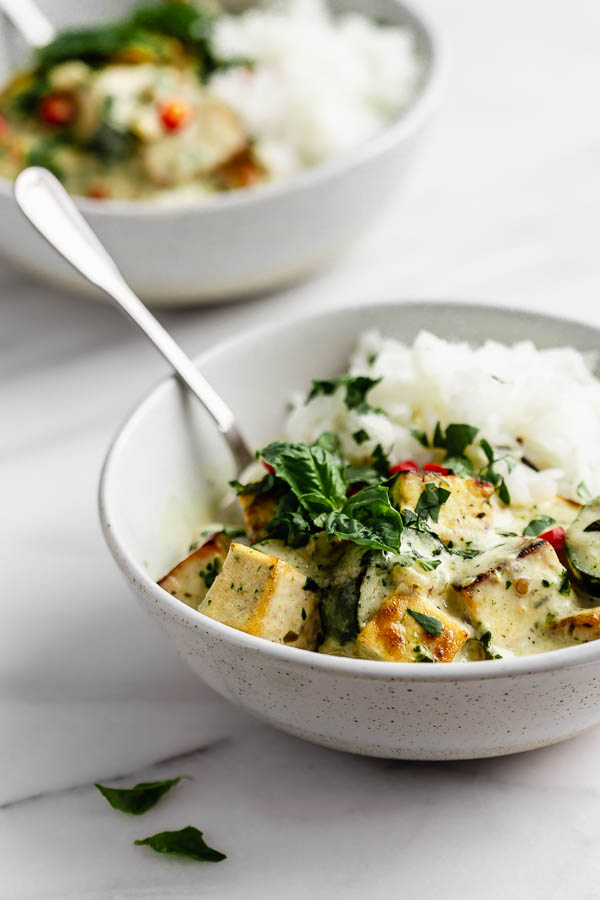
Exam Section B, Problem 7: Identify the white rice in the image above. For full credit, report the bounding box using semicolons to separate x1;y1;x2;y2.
284;330;600;506
210;0;422;179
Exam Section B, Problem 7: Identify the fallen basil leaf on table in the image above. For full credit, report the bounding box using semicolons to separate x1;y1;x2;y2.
94;777;181;814
135;826;227;862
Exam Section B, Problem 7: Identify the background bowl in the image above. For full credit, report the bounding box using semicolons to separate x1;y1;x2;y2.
0;0;441;305
99;301;600;760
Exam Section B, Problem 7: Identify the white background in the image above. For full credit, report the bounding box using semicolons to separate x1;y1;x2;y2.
3;0;600;896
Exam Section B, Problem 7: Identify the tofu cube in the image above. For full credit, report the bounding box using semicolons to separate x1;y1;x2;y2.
158;530;231;610
551;608;600;643
238;490;280;543
355;593;469;663
199;542;321;650
391;470;494;545
448;536;572;651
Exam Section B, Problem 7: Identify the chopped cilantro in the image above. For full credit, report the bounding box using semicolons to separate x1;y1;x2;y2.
558;569;571;596
480;631;502;660
306;375;382;414
411;428;429;448
303;577;320;593
352;429;370;445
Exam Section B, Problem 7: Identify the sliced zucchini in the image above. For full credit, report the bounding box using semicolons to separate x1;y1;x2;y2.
565;499;600;596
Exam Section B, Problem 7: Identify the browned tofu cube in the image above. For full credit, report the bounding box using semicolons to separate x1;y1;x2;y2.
448;536;572;653
238;491;280;543
390;470;494;545
158;530;232;610
199;542;321;650
355;593;469;663
551;608;600;643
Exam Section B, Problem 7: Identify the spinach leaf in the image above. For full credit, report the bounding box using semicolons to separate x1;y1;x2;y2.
320;557;366;644
306;375;382;414
407;609;443;636
326;484;403;554
95;778;180;815
135;826;226;862
523;516;555;537
414;482;451;523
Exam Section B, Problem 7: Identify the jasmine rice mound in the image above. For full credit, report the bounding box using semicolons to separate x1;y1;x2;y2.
211;0;423;179
283;330;600;506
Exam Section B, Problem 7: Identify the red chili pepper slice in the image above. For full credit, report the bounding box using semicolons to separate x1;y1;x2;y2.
538;526;566;552
389;460;419;475
262;461;275;475
423;463;450;475
39;92;77;126
159;99;193;131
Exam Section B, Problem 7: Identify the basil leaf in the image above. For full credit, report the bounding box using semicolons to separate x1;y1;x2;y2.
314;431;340;454
345;464;383;486
411;428;429;448
583;519;600;533
480;438;494;464
444;456;473;478
577;481;593;502
95;778;180;815
266;492;313;548
261;442;347;518
327;485;403;554
372;443;391;475
478;441;512;506
407;608;443;636
230;472;276;497
221;524;246;539
414;482;451;523
352;429;370;445
135;826;226;862
306;375;381;414
523;516;556;537
559;569;571;596
434;422;479;457
480;631;502;660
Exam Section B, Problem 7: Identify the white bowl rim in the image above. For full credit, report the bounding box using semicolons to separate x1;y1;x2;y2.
0;0;444;218
99;299;600;682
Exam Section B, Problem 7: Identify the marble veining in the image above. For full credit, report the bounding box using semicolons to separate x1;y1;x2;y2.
4;0;600;895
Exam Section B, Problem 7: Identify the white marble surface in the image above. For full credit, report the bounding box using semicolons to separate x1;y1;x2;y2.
4;0;600;896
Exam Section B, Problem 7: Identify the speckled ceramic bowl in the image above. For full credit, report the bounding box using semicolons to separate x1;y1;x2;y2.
99;302;600;759
0;0;441;305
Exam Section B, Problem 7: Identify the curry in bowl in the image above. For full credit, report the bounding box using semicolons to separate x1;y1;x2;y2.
0;0;422;202
157;330;600;663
